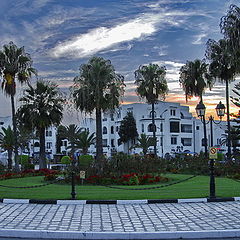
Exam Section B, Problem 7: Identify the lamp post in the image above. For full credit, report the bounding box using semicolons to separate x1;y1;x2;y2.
195;101;225;199
71;155;76;200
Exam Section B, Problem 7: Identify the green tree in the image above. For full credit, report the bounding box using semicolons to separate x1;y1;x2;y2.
133;133;156;155
0;126;14;169
72;56;125;162
17;80;64;169
56;125;66;153
0;42;36;171
135;63;168;156
75;130;95;155
206;38;237;160
63;124;82;156
179;59;213;157
118;111;138;153
230;83;240;158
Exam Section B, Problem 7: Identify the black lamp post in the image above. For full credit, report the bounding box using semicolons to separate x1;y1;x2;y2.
71;156;76;200
195;101;226;199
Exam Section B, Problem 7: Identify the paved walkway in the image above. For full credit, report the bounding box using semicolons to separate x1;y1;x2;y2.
0;201;240;239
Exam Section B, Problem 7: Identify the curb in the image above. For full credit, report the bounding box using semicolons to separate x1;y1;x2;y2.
1;229;240;239
0;197;238;205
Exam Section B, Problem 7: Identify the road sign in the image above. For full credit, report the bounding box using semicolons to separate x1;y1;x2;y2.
80;171;86;179
209;147;218;159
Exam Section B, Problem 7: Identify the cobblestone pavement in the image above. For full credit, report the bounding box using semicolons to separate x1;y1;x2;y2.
0;201;240;233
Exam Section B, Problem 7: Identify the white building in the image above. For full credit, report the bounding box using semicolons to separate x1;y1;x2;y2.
79;102;228;157
0;101;230;159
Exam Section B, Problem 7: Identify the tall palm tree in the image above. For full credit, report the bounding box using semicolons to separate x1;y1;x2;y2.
17;80;64;169
179;59;213;157
206;39;237;161
75;130;95;155
72;56;125;163
0;42;36;171
0;126;14;169
220;4;240;72
135;63;168;156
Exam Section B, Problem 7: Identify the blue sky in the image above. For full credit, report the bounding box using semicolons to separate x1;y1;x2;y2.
0;0;239;122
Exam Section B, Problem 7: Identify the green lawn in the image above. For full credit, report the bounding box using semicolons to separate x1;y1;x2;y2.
0;174;239;200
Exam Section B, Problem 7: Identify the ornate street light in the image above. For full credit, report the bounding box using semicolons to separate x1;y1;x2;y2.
195;101;226;199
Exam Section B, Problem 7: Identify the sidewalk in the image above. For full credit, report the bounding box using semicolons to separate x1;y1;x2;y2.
0;201;240;239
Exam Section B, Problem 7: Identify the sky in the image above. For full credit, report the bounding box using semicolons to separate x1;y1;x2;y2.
0;0;240;124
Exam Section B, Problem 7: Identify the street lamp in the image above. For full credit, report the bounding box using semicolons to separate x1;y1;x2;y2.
160;109;168;158
195;101;226;199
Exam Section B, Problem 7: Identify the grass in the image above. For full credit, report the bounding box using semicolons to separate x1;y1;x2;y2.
0;174;239;200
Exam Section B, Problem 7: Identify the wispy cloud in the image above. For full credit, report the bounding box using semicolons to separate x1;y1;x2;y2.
51;8;208;59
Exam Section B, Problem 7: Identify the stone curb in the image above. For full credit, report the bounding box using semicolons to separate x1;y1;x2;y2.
0;197;238;205
1;229;240;239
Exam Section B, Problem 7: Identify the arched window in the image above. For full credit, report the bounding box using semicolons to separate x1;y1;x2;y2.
148;123;156;132
34;142;40;147
103;127;107;134
142;124;144;133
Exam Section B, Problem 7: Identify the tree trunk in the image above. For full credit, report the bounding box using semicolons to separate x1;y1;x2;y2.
151;102;157;156
95;108;103;161
226;80;232;161
39;127;47;169
10;94;20;172
7;149;13;170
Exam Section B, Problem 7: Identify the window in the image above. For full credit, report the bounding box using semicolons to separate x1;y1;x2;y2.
170;121;180;133
170;109;176;116
118;139;121;146
0;122;3;125
34;142;40;147
110;113;114;121
196;126;200;130
111;139;115;147
148;123;156;132
160;137;163;146
46;142;52;149
202;138;208;147
111;126;114;134
103;126;107;134
102;139;107;147
181;138;192;146
181;124;192;133
62;140;67;147
171;137;177;145
46;130;52;137
160;123;163;132
142;124;144;133
116;126;119;132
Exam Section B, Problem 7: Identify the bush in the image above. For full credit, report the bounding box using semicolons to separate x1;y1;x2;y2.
79;155;94;169
61;156;71;165
44;174;57;181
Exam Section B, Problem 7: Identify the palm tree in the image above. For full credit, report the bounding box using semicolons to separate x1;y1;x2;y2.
0;126;14;169
0;42;36;171
179;59;213;157
220;4;240;71
133;134;156;155
135;63;168;156
72;56;125;163
17;80;64;169
75;130;95;155
63;124;82;156
206;39;237;160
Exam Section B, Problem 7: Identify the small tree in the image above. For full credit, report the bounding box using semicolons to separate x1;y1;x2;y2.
75;130;95;155
118;112;138;153
133;134;156;155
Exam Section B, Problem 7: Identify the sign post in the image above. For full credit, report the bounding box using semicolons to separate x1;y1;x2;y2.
209;147;217;199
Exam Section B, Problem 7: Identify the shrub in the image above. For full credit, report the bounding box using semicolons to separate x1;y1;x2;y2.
61;156;71;165
79;155;94;170
44;174;57;181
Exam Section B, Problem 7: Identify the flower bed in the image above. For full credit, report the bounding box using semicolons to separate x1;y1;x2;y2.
0;169;59;180
85;173;169;185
